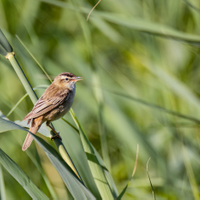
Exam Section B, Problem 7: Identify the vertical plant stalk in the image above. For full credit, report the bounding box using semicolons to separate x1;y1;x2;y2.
6;53;38;103
0;29;81;181
0;164;6;200
146;158;156;200
182;144;199;199
116;144;139;199
70;109;116;199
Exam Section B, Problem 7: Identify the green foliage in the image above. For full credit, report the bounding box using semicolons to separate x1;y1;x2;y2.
0;29;13;56
0;148;48;199
0;0;200;199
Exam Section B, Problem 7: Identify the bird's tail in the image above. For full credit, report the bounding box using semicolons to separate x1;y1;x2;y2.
22;117;43;151
22;133;35;151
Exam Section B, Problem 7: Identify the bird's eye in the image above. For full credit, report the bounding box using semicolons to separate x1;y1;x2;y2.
65;78;68;81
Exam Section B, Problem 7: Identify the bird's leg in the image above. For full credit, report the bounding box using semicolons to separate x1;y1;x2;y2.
46;122;62;140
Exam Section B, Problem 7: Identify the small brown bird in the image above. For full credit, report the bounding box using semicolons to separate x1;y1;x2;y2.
22;72;82;151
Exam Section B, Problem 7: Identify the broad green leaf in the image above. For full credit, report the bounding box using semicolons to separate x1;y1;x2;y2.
0;112;26;133
26;151;58;200
52;119;102;199
29;133;96;200
0;148;49;199
117;184;129;200
93;147;118;198
0;164;6;200
117;144;139;199
0;115;96;199
70;109;117;199
0;111;50;137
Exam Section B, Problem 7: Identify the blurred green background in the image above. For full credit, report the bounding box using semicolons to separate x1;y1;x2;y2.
1;0;200;199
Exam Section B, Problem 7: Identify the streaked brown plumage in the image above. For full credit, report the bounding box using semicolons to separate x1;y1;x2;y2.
22;72;82;151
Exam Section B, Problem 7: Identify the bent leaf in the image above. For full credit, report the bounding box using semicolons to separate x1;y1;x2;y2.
0;149;49;199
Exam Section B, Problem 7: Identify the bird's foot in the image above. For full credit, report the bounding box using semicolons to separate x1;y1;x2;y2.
51;132;62;140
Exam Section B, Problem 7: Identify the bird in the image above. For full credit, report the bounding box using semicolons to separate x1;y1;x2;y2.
22;72;82;151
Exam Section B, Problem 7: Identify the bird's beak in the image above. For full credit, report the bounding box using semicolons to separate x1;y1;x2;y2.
73;76;83;82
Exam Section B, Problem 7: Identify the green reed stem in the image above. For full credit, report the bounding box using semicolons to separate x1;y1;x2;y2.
7;53;38;103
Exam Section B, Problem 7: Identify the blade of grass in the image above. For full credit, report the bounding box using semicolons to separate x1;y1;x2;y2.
0;116;95;199
0;164;6;200
86;0;101;21
70;109;117;199
7;54;38;103
92;146;118;197
26;151;58;200
0;149;49;199
181;136;200;199
107;90;200;124
0;29;13;56
117;144;139;199
16;35;52;82
29;133;96;200
146;158;156;200
182;0;200;13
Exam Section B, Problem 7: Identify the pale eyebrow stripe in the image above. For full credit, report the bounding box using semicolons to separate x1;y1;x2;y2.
60;75;68;79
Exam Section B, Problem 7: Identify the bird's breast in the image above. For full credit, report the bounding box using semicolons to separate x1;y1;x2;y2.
60;91;75;113
45;90;75;122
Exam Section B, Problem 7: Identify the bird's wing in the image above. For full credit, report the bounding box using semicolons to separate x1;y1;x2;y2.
23;90;70;120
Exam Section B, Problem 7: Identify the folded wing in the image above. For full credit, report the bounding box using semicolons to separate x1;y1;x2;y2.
23;90;69;120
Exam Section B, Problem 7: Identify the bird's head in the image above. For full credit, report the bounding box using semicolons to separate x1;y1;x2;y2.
54;72;82;89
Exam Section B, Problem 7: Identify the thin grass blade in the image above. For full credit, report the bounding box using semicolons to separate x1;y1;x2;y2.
70;109;117;199
0;149;49;199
